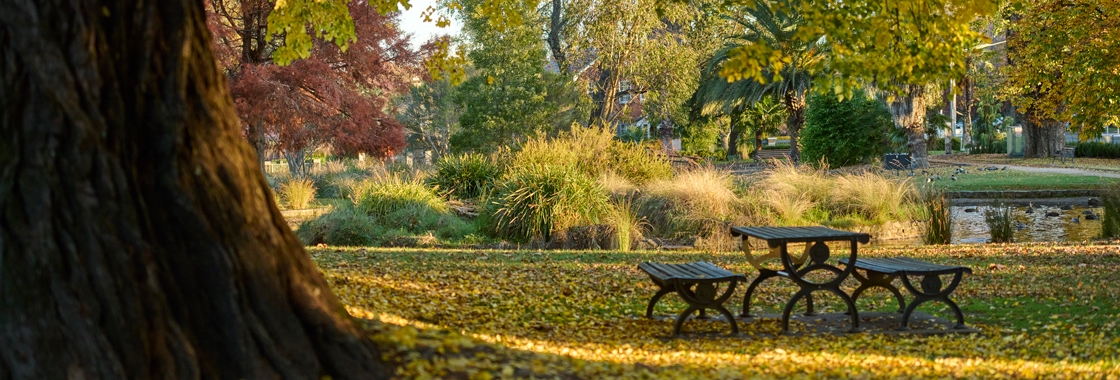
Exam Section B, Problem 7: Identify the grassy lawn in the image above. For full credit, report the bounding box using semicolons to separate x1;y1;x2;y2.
313;243;1120;378
938;153;1120;174
906;166;1120;191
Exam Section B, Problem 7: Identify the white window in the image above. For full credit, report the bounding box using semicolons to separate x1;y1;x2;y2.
619;93;632;104
619;80;631;92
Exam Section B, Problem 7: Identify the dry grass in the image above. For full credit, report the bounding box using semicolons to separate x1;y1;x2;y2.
638;168;740;239
279;177;317;209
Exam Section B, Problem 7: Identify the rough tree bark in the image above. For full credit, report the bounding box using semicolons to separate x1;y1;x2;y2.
888;84;932;169
783;90;806;163
727;110;741;158
0;1;387;378
1022;114;1066;158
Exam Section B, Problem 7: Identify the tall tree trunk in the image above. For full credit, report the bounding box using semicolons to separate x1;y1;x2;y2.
0;1;387;378
727;111;741;158
783;90;806;163
1023;114;1066;158
285;149;311;178
888;85;932;168
546;0;567;75
588;67;618;127
249;120;267;175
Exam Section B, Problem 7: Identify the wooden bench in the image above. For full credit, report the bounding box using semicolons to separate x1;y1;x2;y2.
1051;146;1075;165
839;257;973;330
638;262;746;335
755;148;791;160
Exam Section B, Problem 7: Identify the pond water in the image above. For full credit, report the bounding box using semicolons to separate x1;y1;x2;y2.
950;204;1103;244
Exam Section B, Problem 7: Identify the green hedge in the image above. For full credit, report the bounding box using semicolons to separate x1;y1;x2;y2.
800;90;893;167
1075;142;1120;159
929;137;962;151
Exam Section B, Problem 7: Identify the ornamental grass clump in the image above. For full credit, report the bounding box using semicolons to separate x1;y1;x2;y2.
833;171;918;224
428;153;503;200
489;165;611;242
985;203;1015;243
1101;187;1120;239
351;173;449;218
607;198;646;252
637;168;740;239
516;126;672;186
279;177;317;209
922;190;952;244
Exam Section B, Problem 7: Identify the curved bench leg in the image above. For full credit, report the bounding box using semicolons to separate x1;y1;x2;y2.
898;272;968;330
849;271;906;314
780;290;809;333
645;287;673;318
673;306;699;335
741;270;778;318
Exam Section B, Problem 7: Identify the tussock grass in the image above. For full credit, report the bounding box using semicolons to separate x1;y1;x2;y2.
428;153;503;200
1101;186;1120;239
516;126;672;185
351;173;449;218
985;203;1014;243
279;177;317;209
922;190;952;244
638;168;740;239
490;165;611;242
833;171;918;224
607;199;645;251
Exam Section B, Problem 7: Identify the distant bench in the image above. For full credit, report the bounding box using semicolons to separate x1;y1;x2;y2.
840;257;973;330
754;148;791;161
1050;146;1075;165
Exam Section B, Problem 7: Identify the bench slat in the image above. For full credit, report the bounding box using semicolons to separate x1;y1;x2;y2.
840;257;972;275
639;261;744;282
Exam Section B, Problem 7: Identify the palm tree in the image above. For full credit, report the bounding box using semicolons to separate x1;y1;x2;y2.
694;0;825;162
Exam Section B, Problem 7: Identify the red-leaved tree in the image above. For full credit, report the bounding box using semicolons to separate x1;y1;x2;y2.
207;0;415;176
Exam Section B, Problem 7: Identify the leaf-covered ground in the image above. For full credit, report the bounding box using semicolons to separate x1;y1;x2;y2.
311;242;1120;379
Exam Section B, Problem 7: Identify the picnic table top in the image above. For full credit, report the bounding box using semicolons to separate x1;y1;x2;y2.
729;226;871;245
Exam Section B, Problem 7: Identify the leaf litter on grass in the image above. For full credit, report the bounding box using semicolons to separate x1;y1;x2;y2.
312;243;1120;379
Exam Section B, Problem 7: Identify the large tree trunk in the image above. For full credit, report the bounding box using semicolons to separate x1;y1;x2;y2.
727;111;741;158
783;90;806;163
889;85;932;168
0;1;387;378
1023;114;1066;158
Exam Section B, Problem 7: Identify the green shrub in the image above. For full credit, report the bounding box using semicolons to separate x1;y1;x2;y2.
490;165;611;242
970;133;1007;154
984;203;1014;243
800;90;893;167
428;153;503;199
929;137;962;152
296;208;381;246
351;174;449;218
1075;142;1120;159
279;177;317;209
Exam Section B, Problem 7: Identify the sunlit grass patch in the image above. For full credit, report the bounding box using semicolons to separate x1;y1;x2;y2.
313;242;1120;378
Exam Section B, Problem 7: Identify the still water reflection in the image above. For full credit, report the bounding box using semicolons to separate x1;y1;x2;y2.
951;204;1103;244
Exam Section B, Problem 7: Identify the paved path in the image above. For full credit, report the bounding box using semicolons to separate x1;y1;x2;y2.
930;157;1120;179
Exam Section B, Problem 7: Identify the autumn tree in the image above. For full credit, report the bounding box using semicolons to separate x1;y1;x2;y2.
1002;0;1120;157
210;0;415;176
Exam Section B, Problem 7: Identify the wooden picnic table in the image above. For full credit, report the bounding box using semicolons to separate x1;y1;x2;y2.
729;226;870;333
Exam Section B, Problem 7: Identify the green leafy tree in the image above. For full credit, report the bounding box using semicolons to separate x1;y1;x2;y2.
449;0;587;153
801;90;893;167
395;76;462;161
